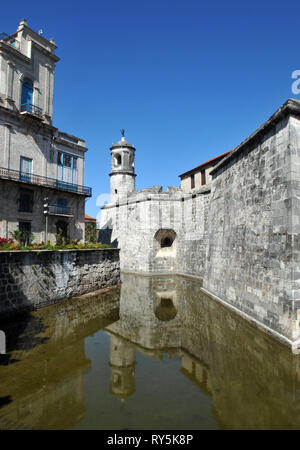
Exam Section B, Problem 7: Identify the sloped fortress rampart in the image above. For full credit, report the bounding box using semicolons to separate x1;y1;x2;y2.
100;99;300;352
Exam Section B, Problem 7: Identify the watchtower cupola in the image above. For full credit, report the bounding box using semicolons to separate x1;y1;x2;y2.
109;130;136;202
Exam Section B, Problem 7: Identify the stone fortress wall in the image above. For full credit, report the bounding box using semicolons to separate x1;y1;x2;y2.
203;112;300;343
100;99;300;351
100;184;210;277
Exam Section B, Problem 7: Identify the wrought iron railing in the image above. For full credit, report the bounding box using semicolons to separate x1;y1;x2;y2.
48;205;74;216
20;103;43;117
0;32;20;49
0;167;92;196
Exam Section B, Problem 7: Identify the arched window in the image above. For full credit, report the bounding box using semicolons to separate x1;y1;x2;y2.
114;153;121;166
21;79;33;112
129;154;134;169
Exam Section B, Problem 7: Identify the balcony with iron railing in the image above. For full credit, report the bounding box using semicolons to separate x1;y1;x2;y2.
0;32;19;46
20;103;43;118
0;167;92;196
48;204;74;216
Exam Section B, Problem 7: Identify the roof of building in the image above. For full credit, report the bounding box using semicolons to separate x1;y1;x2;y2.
178;149;233;179
85;214;96;222
110;136;136;151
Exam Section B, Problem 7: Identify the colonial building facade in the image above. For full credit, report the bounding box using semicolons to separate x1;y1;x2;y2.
0;19;91;243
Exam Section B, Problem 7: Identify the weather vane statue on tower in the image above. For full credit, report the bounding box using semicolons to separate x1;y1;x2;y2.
121;129;125;138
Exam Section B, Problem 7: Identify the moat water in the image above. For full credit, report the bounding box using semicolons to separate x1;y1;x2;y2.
0;273;299;430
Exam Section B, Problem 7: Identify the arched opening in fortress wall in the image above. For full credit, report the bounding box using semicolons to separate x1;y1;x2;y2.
154;289;177;322
154;229;177;258
154;297;177;321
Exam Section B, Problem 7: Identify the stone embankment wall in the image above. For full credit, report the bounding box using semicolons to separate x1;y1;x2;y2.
0;248;120;318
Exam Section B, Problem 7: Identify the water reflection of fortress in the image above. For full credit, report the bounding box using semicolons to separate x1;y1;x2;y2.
106;275;214;405
107;274;300;429
1;274;300;429
0;289;120;430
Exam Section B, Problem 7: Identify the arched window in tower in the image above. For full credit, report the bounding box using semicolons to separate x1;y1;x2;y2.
129;154;134;169
114;153;121;166
21;79;33;113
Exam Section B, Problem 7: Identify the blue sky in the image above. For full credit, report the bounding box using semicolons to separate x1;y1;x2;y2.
2;0;300;219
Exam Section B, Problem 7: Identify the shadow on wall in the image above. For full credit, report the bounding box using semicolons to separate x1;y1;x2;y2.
98;218;119;248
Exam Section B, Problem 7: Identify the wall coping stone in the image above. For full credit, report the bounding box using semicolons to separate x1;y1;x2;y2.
101;186;211;210
0;248;120;254
210;98;300;176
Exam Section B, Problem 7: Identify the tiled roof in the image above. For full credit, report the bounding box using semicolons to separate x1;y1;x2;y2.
178;150;233;179
85;214;96;222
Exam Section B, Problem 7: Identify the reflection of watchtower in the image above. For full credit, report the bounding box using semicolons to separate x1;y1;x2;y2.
0;330;5;354
109;335;136;403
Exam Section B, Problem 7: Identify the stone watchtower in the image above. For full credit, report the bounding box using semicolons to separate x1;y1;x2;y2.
109;132;136;202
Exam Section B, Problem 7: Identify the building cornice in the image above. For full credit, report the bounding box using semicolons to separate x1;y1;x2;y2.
19;24;57;51
0;41;30;64
53;136;88;152
0;105;57;135
0;107;88;154
109;171;136;177
31;41;60;63
110;142;136;151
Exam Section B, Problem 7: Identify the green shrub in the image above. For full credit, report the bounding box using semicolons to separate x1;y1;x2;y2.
0;239;113;251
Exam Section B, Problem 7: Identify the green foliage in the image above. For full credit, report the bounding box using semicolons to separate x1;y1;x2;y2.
55;228;66;247
85;222;97;243
0;226;112;251
10;229;23;244
0;239;113;251
10;228;34;246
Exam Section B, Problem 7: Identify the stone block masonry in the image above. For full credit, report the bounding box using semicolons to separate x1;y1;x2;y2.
100;187;210;277
203;100;300;349
100;98;300;352
0;249;120;318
